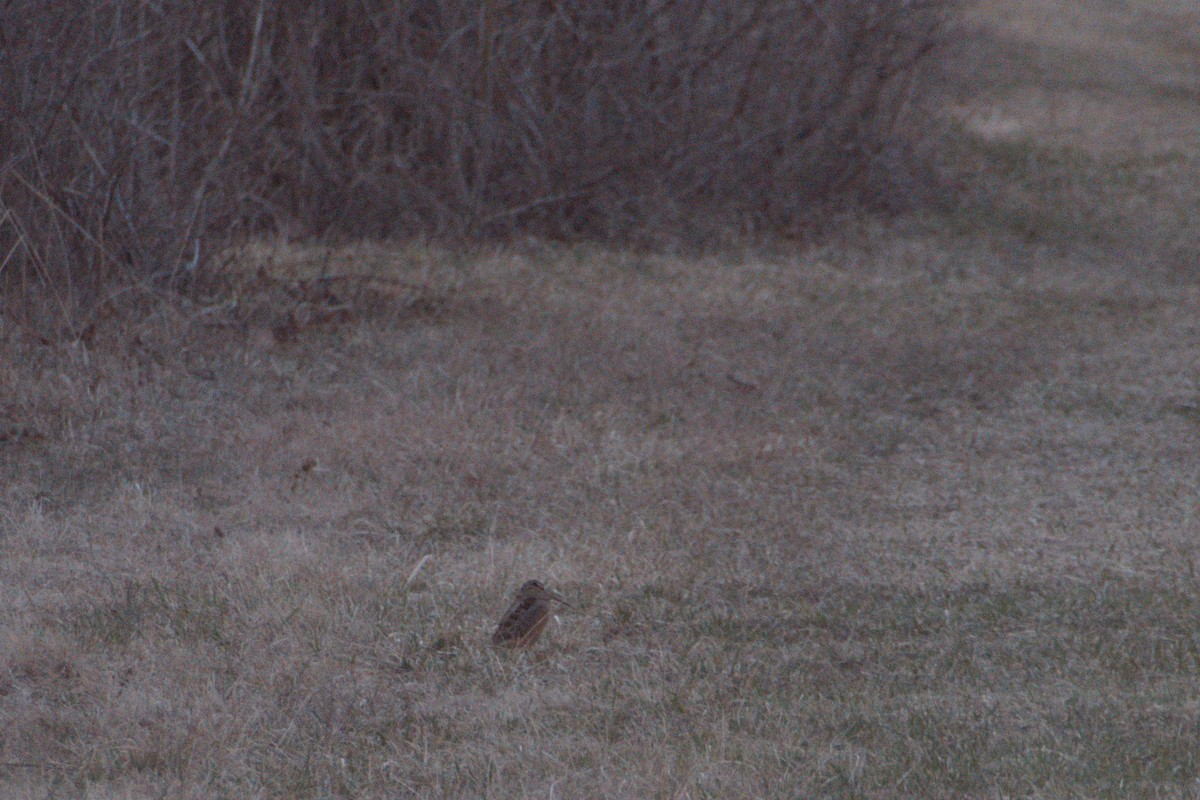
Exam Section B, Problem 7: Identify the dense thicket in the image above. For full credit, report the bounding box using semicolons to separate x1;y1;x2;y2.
0;0;953;325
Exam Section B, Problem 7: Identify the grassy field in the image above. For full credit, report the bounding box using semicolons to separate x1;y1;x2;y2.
3;1;1200;797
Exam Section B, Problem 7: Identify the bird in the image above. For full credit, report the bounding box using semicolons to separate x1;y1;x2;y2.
491;580;569;649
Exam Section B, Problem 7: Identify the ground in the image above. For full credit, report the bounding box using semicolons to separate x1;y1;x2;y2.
2;0;1199;797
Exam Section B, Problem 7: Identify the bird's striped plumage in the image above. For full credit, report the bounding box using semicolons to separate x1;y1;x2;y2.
491;580;567;648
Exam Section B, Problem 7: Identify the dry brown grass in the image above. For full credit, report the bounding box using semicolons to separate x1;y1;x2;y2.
3;0;1200;797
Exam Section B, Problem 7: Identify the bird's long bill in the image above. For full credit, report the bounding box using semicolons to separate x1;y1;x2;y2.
548;590;570;607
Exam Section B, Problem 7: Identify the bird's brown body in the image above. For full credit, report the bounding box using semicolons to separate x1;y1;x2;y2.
491;580;568;648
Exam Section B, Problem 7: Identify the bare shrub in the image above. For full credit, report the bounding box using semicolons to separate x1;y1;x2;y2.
0;1;273;332
0;0;955;329
254;0;955;238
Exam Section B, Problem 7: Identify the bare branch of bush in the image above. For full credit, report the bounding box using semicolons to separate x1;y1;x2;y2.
0;0;956;331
